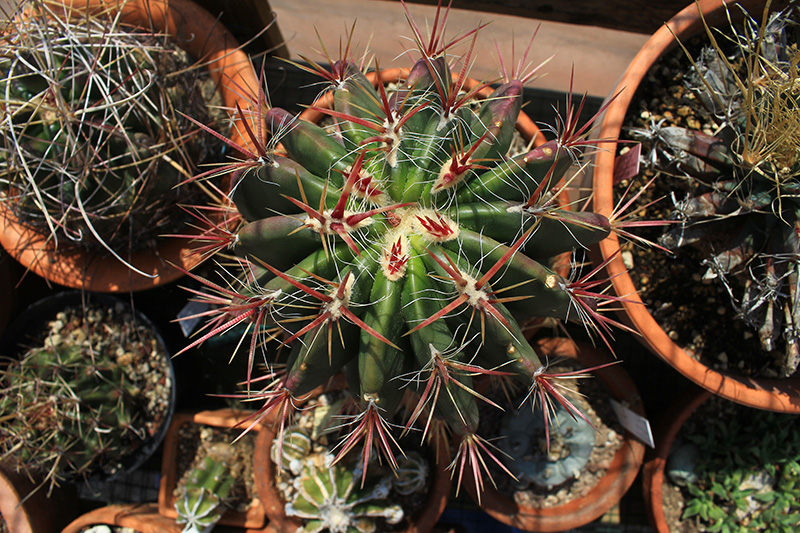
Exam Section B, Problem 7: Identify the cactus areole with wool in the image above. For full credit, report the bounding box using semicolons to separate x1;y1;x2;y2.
182;1;626;493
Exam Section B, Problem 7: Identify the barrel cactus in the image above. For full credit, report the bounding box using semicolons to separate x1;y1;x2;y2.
629;2;800;374
180;1;628;494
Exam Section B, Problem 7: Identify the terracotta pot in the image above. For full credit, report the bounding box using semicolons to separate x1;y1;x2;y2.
466;336;647;532
589;0;800;412
158;408;267;529
63;503;280;533
641;387;711;533
62;503;181;533
0;0;260;293
0;462;79;533
298;67;547;149
252;388;453;533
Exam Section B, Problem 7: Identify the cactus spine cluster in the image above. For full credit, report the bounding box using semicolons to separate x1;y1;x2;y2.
630;2;800;374
183;1;626;493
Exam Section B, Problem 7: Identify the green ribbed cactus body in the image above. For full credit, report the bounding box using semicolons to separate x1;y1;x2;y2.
230;59;610;436
1;343;137;472
286;454;403;533
176;443;237;533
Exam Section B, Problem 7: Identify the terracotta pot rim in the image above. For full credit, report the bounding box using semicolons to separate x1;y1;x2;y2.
0;466;36;533
62;503;183;533
0;461;82;533
158;408;267;529
591;0;800;413
0;0;259;293
467;336;646;532
642;387;711;533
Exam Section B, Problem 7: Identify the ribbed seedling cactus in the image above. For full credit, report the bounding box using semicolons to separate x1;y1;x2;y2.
499;398;596;490
393;451;429;496
180;0;629;495
268;390;429;531
629;2;800;374
0;298;173;491
285;453;403;533
0;0;216;271
175;443;237;533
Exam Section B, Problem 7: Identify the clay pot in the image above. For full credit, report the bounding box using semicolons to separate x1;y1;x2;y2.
641;387;711;533
589;0;800;412
0;252;16;338
158;408;267;529
0;462;79;533
62;503;181;533
0;0;260;293
466;337;647;532
63;503;281;533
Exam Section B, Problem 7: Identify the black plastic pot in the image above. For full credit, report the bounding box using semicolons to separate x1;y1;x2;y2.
0;291;177;485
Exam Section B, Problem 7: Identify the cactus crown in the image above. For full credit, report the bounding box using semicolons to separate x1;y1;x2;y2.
0;0;216;263
182;0;628;494
630;2;800;372
0;299;173;491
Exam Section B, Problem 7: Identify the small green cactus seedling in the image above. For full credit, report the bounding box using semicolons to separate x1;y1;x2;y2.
667;400;800;531
286;454;403;533
180;0;631;495
271;427;313;476
0;0;217;271
629;1;800;374
176;443;237;533
0;298;173;491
